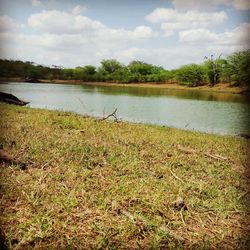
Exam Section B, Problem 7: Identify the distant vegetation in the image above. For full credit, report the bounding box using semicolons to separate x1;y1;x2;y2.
0;50;249;87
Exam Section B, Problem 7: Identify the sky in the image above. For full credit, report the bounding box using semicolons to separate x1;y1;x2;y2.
0;0;249;69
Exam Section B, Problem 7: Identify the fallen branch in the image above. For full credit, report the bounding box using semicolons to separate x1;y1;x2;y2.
177;144;228;161
203;152;228;161
170;169;184;182
180;208;186;225
239;191;249;200
101;108;119;122
121;210;135;222
159;226;185;242
177;144;196;154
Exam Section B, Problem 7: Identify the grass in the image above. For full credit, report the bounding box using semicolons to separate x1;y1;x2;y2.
0;103;249;249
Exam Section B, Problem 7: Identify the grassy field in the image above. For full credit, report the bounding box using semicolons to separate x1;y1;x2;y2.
0;104;249;249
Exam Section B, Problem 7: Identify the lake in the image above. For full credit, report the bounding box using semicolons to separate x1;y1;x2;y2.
0;82;249;135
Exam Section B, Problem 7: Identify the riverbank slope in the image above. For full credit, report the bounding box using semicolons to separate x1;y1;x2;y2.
0;104;249;249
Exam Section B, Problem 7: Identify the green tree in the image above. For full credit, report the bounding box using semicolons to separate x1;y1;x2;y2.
128;61;163;76
175;64;205;86
62;69;74;80
100;59;123;74
83;65;96;75
73;67;85;80
26;67;40;80
225;50;250;86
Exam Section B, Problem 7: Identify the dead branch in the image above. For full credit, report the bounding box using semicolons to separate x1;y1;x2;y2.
159;226;185;242
177;144;196;154
203;152;228;161
121;210;135;222
177;144;228;161
101;108;119;122
170;169;184;182
180;208;186;225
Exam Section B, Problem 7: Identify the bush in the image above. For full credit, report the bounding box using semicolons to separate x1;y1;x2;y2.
175;64;205;86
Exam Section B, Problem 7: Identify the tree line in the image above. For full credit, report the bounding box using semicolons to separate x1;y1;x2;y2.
0;50;249;87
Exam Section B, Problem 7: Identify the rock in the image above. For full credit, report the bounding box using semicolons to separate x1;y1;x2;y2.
172;197;187;211
0;150;26;170
238;133;250;139
0;92;29;106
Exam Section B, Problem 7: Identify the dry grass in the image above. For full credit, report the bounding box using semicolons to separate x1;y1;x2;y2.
0;103;249;249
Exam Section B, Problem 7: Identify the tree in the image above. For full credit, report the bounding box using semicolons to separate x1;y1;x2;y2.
83;65;96;76
62;68;74;80
225;50;250;86
175;64;205;86
26;68;40;80
128;61;163;75
100;59;123;74
73;67;85;80
204;54;222;86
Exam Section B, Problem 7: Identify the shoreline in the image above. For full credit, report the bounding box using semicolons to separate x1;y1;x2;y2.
0;98;246;137
1;77;248;95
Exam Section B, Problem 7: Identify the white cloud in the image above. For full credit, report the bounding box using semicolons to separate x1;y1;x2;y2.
179;23;250;48
146;8;227;36
28;10;155;41
232;0;250;10
172;0;250;10
172;0;229;10
179;28;219;43
0;15;20;32
28;10;105;34
98;25;155;42
1;6;248;69
113;23;250;68
113;47;207;68
31;0;42;7
72;5;87;15
0;10;155;67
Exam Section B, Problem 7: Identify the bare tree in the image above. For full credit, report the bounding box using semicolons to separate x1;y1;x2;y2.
204;54;222;86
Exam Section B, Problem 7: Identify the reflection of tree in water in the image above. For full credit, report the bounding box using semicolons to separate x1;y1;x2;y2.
80;84;246;103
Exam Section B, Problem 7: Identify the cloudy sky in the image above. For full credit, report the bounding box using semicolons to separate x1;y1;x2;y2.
0;0;249;69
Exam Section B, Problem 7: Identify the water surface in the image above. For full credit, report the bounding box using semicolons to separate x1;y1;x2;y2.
0;82;249;135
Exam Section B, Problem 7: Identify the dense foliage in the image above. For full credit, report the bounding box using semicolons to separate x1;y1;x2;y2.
175;64;205;86
0;50;249;86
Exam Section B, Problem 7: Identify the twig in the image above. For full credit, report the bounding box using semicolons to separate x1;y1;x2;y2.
170;169;184;182
177;144;228;161
180;208;186;225
204;152;228;161
239;191;249;200
102;108;119;122
121;210;135;222
159;226;185;242
177;144;196;154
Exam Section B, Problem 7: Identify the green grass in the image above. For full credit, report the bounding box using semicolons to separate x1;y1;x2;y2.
0;103;249;249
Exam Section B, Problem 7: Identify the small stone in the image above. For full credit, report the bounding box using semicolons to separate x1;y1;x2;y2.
111;199;118;211
172;197;187;211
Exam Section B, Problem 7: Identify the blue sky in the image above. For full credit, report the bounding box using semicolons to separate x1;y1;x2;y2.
0;0;249;69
